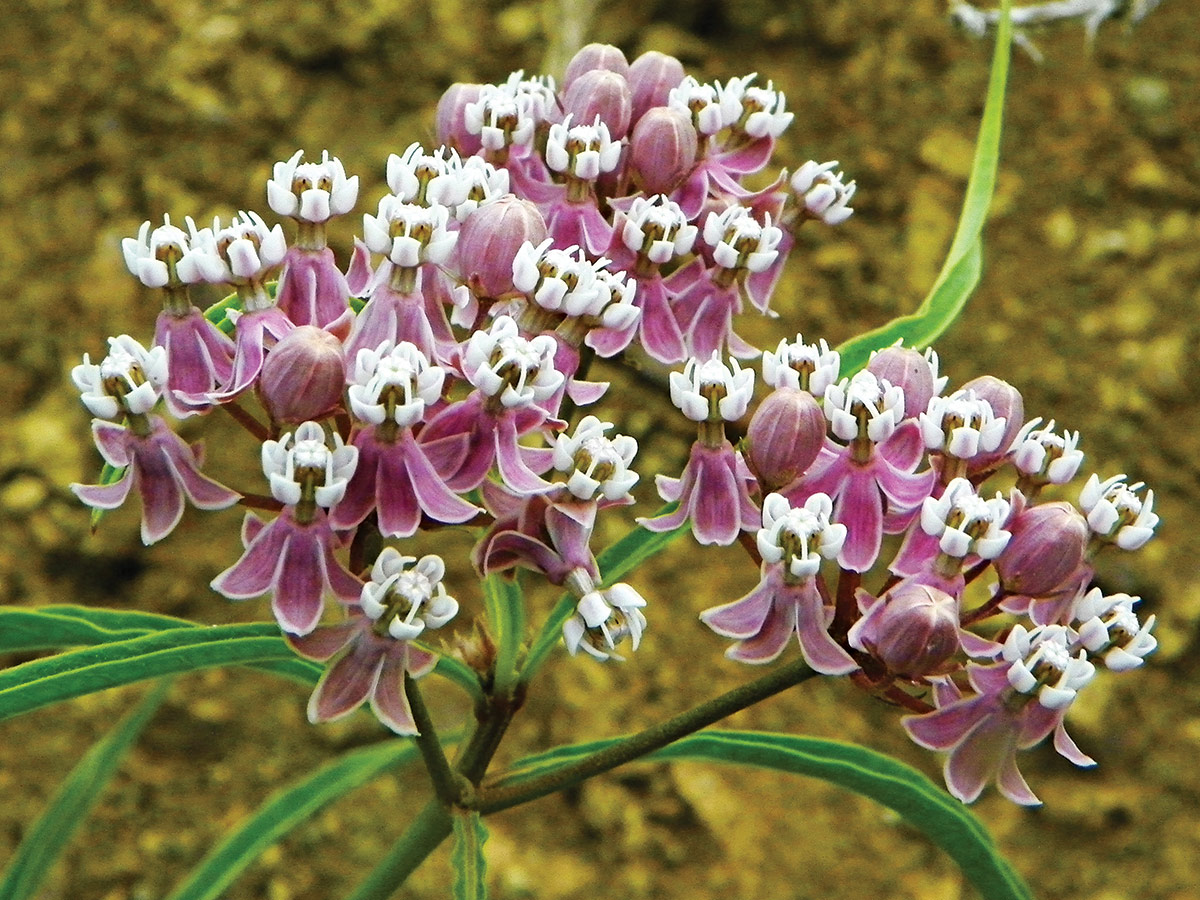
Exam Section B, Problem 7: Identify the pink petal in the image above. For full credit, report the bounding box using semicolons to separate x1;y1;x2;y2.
328;430;381;531
212;516;291;599
1053;722;1096;768
636;276;686;365
700;576;775;639
345;239;375;297
71;472;134;510
370;649;419;734
726;595;794;664
495;416;555;495
273;526;326;635
996;753;1041;806
155;423;240;509
132;437;186;544
836;468;885;572
792;579;859;675
903;693;994;752
309;636;384;722
944;715;1016;804
689;446;744;546
89;420;132;468
287;619;364;661
879;420;926;470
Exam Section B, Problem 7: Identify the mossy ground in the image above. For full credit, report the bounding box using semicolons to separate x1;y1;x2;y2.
3;1;1198;898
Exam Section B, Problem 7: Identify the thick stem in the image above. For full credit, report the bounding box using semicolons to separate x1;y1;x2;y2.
344;799;452;900
476;655;818;814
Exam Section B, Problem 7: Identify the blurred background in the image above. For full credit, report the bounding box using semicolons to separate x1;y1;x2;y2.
2;0;1198;897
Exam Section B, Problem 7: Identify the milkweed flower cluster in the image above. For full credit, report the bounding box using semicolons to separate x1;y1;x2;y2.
71;44;1157;797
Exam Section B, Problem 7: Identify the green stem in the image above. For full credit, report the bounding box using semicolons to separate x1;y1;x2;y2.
477;655;818;814
453;691;522;785
345;799;452;900
405;673;466;807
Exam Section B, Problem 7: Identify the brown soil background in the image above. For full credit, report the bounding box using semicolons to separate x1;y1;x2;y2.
2;1;1198;898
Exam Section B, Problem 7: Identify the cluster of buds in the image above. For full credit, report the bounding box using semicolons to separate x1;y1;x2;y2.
71;43;1157;802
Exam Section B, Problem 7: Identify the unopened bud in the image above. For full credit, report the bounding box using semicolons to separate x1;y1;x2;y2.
868;346;935;419
259;326;347;424
852;583;960;677
563;42;630;89
455;197;549;298
628;51;686;123
563;70;633;139
629;107;698;195
437;83;484;157
746;388;826;491
995;501;1088;597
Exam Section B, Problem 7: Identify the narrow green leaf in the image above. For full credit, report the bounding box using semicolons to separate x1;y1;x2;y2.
837;0;1012;375
0;605;479;702
450;810;489;900
0;679;170;900
499;729;1032;900
520;504;687;681
0;624;319;721
164;739;421;900
483;574;525;694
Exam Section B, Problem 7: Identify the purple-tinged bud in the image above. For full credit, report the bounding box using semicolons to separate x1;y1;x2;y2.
995;501;1089;597
629;107;698;195
867;345;939;419
628;51;686;123
563;42;630;89
455;197;548;298
961;375;1024;469
258;326;347;425
437;83;484;157
850;583;960;677
746;388;826;491
563;70;633;139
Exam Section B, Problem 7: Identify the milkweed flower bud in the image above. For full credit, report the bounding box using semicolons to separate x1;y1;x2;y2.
867;344;945;419
628;107;698;195
746;388;826;490
258;326;347;425
994;501;1088;597
849;582;960;677
628;50;685;123
456;198;549;300
763;334;841;396
791;160;856;226
1079;473;1159;550
437;82;484;156
563;69;633;140
267;150;359;224
563;42;630;89
1073;588;1157;672
1010;418;1084;487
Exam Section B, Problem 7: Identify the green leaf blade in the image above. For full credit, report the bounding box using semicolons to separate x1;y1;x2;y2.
498;729;1033;900
483;574;525;694
0;624;316;722
837;0;1013;375
0;679;171;900
163;740;421;900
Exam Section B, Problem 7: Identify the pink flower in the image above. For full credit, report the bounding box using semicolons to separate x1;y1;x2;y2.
71;416;240;545
700;493;855;673
903;624;1096;805
210;422;361;635
287;549;457;734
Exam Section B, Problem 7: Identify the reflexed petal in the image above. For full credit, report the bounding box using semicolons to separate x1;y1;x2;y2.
835;469;884;572
309;636;384;722
211;516;291;599
701;578;775;639
287;619;363;661
370;650;419;734
272;526;326;635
